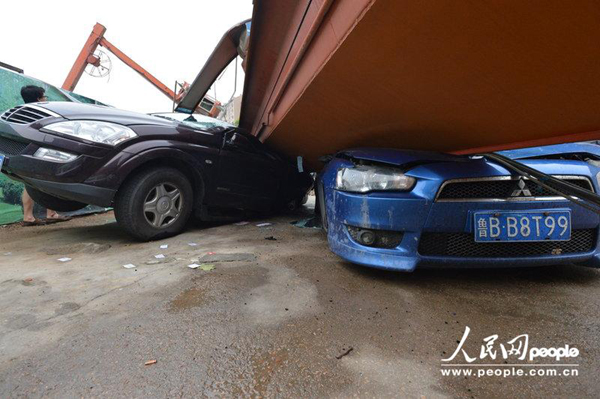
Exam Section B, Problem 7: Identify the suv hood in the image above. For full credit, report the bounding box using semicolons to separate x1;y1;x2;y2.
36;102;176;127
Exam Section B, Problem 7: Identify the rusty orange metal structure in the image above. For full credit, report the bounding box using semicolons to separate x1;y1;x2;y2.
177;20;250;114
62;23;180;101
229;0;600;170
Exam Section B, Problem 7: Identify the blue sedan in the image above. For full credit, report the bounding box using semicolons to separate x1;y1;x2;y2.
316;143;600;271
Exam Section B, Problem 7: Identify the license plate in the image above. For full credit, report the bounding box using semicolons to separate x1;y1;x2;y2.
474;211;571;242
0;154;4;171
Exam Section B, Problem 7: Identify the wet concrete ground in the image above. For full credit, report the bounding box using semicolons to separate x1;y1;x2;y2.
0;202;599;398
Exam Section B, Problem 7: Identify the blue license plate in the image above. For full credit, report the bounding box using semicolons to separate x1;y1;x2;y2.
474;211;571;242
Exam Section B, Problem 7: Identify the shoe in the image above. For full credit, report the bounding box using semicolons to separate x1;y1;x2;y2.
44;216;73;224
22;219;47;227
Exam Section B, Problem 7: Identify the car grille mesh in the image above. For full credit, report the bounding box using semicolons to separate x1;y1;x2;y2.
0;136;28;156
436;177;593;201
418;229;597;258
0;105;52;125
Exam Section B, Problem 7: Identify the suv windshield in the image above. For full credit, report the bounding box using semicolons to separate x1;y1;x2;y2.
0;67;71;112
151;112;234;132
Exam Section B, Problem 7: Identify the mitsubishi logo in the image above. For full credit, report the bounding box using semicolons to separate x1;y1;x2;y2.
511;178;532;197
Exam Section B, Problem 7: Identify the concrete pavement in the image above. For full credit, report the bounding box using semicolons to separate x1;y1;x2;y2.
0;204;599;398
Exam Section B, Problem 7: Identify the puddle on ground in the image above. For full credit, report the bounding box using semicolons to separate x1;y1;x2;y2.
168;287;208;313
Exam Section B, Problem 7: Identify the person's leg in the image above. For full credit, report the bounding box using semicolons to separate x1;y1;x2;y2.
46;208;59;219
22;190;35;222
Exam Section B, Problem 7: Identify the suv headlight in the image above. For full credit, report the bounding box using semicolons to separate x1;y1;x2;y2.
44;120;137;146
335;165;416;193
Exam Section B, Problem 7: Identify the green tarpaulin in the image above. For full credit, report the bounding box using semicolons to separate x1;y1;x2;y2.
0;67;108;224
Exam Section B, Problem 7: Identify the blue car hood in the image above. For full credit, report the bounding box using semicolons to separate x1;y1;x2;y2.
339;143;600;168
499;143;600;160
338;148;469;167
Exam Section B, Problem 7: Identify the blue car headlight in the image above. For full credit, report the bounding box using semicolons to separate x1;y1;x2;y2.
335;165;416;193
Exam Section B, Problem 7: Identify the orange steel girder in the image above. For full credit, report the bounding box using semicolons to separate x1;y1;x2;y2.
62;23;106;91
62;23;177;100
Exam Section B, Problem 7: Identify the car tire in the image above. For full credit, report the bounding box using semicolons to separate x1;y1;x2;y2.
286;199;300;211
114;167;193;241
25;186;88;212
317;182;328;232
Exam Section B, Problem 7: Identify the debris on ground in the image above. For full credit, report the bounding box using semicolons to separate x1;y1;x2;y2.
291;217;321;229
188;263;215;271
256;223;272;227
265;236;277;241
335;347;354;359
198;253;256;263
188;243;198;246
154;254;165;259
24;278;33;283
234;221;249;226
123;264;136;269
207;252;216;255
57;257;72;262
144;360;157;366
160;244;168;249
147;257;175;265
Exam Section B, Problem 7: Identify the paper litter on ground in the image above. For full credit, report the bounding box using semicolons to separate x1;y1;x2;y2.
188;243;198;246
123;264;136;269
187;263;200;269
256;223;272;227
154;254;165;259
160;244;168;249
57;257;72;262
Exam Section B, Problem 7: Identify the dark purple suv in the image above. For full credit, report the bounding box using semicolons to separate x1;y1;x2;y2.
0;102;312;240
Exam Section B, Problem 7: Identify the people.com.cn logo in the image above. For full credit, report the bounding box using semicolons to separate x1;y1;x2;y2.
442;326;579;363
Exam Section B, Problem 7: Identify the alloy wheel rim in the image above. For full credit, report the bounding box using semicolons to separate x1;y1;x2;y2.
143;183;182;228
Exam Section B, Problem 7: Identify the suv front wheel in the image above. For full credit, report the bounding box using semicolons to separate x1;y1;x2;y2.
114;167;193;241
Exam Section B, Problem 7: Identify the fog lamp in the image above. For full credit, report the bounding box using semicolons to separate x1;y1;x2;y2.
33;148;77;163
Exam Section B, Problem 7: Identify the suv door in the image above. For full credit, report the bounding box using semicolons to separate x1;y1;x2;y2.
214;130;283;211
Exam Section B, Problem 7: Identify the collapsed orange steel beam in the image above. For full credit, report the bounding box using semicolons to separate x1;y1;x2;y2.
235;0;600;171
62;23;176;100
98;37;175;100
62;23;106;92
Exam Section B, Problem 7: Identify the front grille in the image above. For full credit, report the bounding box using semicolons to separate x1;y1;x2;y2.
418;229;597;258
0;105;53;125
436;176;594;201
0;136;28;155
